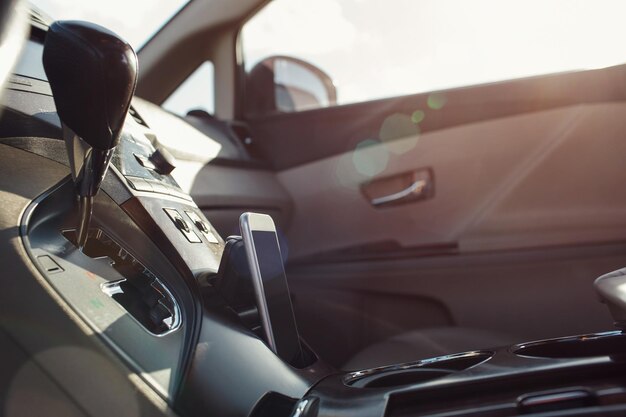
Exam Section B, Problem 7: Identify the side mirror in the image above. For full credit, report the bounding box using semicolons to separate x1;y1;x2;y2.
245;55;336;116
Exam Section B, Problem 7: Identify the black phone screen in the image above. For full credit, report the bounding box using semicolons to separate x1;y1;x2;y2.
252;230;302;363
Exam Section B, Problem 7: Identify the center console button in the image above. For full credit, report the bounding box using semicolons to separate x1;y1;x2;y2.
174;216;190;233
126;176;153;192
169;187;193;201
133;153;157;170
147;179;170;195
163;208;202;243
149;146;176;175
185;211;219;243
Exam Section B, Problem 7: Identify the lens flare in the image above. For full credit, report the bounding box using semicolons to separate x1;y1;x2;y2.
411;110;425;124
352;139;389;177
427;93;447;110
379;113;420;155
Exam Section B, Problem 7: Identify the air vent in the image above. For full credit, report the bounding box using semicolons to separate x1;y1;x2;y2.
29;7;52;29
129;105;149;128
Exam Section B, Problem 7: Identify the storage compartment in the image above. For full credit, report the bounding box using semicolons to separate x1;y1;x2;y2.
62;229;181;335
513;331;626;359
344;350;492;388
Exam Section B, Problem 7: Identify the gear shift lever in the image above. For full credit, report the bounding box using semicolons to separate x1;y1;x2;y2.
42;21;138;250
595;268;626;329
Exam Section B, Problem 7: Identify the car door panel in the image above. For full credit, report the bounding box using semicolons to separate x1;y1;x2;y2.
288;242;621;367
242;68;626;366
278;103;626;260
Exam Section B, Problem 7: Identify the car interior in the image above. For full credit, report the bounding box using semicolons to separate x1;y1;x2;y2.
2;1;626;416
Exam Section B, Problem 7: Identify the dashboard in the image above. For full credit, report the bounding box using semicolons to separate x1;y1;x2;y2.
2;13;626;417
0;19;326;416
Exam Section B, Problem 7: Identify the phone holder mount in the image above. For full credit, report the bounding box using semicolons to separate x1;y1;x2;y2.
202;236;258;326
201;236;315;368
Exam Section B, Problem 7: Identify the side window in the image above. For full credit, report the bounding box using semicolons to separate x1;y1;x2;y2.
242;0;626;115
163;61;214;116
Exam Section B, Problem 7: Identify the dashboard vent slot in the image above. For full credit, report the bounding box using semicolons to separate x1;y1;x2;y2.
129;106;149;128
29;8;52;28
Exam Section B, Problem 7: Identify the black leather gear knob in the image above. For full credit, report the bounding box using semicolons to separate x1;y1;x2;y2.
43;20;138;250
43;20;138;151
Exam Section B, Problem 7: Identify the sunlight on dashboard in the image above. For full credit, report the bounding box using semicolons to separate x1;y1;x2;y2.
6;346;141;416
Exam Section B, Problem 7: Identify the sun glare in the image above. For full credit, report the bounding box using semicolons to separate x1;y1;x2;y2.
244;0;626;105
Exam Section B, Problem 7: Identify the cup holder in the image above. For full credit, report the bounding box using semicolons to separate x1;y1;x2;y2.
350;368;452;389
513;331;626;359
344;350;493;389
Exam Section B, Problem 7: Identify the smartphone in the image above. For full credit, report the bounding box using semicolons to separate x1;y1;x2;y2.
240;212;303;364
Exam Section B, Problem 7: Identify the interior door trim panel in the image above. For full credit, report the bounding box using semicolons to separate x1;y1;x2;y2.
278;103;626;261
288;240;624;356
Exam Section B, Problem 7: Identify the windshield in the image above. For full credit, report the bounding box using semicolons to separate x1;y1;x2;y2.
29;0;190;49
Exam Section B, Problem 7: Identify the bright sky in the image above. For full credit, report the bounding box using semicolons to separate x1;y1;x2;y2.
28;0;626;112
243;0;626;105
30;0;189;49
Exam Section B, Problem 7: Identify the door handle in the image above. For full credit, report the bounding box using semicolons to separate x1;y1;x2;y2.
370;179;427;206
362;168;434;208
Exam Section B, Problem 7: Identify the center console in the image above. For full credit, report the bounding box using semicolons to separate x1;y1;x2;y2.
306;331;626;417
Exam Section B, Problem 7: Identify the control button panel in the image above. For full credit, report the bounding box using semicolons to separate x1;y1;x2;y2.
133;149;176;176
163;208;202;243
149;180;170;195
185;211;219;243
126;176;153;192
149;146;176;176
133;153;157;170
126;175;193;201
